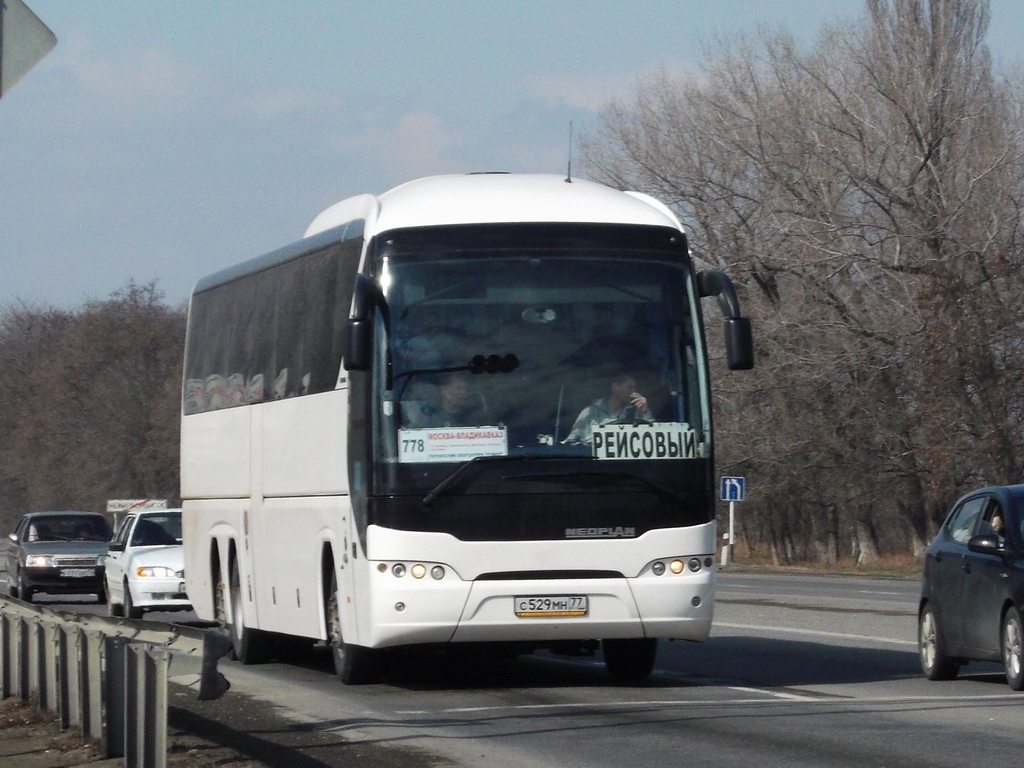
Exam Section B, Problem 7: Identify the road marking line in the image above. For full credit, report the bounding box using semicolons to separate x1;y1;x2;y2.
395;691;1022;716
713;621;916;646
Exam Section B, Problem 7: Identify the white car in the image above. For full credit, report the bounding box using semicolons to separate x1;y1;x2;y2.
105;509;190;619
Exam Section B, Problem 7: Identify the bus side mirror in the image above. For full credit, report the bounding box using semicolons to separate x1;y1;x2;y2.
697;270;755;371
724;317;754;371
344;274;376;372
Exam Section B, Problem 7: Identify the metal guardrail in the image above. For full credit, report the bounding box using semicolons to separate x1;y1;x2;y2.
0;596;231;768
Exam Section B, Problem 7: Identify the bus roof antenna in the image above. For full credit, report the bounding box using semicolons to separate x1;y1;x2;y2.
565;121;573;183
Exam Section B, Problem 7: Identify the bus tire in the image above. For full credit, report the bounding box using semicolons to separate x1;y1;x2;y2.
602;638;657;683
228;562;274;664
327;573;378;684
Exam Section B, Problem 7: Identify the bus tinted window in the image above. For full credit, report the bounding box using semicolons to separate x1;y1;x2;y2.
183;237;360;413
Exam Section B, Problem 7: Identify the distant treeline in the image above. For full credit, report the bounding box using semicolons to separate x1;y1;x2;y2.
0;283;184;536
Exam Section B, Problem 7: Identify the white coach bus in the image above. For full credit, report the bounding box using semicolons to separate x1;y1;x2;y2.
180;173;753;683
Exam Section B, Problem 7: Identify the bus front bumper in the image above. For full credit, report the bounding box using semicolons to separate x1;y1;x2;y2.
362;568;714;649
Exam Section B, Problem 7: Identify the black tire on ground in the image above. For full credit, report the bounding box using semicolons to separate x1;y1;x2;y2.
1001;606;1024;691
327;572;377;684
107;584;124;617
919;602;959;681
602;638;657;683
228;563;274;664
124;581;144;620
17;572;33;603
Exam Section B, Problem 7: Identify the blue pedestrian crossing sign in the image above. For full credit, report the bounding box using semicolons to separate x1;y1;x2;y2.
720;476;746;502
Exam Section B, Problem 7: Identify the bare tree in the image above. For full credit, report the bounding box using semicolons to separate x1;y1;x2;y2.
0;283;185;533
583;0;1024;562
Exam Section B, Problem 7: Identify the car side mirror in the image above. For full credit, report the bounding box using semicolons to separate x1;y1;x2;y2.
967;533;1004;556
108;541;126;553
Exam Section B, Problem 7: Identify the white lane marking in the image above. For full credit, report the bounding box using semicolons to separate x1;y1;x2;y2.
394;691;1022;716
724;685;816;701
713;621;916;646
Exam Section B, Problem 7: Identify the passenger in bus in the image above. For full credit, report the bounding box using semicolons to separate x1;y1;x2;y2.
406;371;484;428
563;372;652;445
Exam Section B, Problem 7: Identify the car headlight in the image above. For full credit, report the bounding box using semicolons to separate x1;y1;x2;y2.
25;555;54;568
136;566;176;578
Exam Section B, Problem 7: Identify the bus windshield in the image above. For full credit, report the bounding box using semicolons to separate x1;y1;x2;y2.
370;223;711;493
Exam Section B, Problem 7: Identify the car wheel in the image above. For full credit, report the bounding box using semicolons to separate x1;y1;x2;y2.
107;584;123;617
1002;607;1024;691
123;581;144;620
919;602;958;681
327;572;377;684
602;638;657;683
227;562;273;664
17;572;33;603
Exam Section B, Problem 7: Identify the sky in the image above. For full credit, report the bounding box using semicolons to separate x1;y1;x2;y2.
1;1;1021;309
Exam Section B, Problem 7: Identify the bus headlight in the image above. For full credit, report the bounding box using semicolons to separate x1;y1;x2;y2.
669;559;684;574
688;558;702;572
411;564;426;579
392;563;406;578
430;565;445;580
652;561;666;576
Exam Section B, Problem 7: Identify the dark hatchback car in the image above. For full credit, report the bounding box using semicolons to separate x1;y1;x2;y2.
5;511;112;603
919;484;1024;690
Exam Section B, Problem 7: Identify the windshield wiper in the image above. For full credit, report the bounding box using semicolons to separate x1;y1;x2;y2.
504;470;681;503
423;455;555;507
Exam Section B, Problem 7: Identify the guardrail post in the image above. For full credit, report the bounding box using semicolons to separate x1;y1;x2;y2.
125;643;168;768
28;615;43;704
0;611;11;699
17;614;30;701
103;635;127;758
79;628;103;742
38;617;58;712
57;624;81;729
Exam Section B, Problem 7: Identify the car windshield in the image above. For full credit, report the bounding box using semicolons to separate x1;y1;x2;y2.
26;515;110;542
130;513;182;546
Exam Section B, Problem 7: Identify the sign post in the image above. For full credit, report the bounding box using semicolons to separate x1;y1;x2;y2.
106;499;168;527
719;476;746;566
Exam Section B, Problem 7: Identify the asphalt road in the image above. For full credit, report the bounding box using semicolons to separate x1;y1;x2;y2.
9;570;1024;768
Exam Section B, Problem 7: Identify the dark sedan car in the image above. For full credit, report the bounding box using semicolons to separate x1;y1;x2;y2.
919;484;1024;690
5;511;112;603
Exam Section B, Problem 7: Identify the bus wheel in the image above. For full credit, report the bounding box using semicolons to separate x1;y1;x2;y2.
327;573;377;684
602;638;657;683
228;563;274;664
